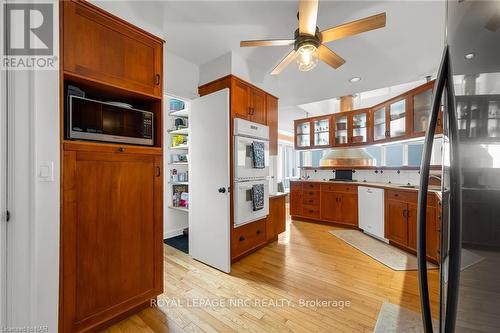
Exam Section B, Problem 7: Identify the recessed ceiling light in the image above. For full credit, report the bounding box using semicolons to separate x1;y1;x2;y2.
464;53;475;60
349;77;361;83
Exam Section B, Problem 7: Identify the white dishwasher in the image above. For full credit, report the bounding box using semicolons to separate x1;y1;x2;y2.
358;186;387;242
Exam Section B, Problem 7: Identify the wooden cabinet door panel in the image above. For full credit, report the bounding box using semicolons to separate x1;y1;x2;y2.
407;204;438;259
267;196;286;240
231;79;251;120
339;193;358;226
387;200;408;246
62;150;163;331
63;1;162;97
250;89;267;125
320;192;340;222
290;190;303;216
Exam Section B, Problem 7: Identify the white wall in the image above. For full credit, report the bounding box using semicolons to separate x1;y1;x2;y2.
198;53;232;87
164;51;199;99
4;1;60;330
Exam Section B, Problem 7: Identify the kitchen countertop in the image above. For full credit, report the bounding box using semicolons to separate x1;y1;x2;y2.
269;192;288;198
290;179;442;195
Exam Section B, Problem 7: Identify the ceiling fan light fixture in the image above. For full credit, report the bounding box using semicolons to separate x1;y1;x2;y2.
296;42;319;71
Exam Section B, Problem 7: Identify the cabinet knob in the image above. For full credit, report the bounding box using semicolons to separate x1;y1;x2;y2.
239;236;245;242
256;229;261;235
218;187;226;193
118;147;125;152
154;74;161;85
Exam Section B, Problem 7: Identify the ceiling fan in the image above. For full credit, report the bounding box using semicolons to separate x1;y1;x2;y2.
240;0;386;75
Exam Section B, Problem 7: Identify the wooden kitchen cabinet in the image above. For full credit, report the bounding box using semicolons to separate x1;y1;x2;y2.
290;183;303;216
386;199;409;246
62;0;163;98
385;190;440;262
198;75;275;126
320;191;340;221
293;80;439;148
290;181;358;227
294;115;333;149
249;88;267;124
267;195;286;240
61;149;163;332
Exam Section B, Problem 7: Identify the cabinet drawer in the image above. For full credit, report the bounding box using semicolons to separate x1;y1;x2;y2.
321;184;357;193
303;182;320;191
232;219;267;258
302;196;319;206
302;204;320;218
386;190;417;202
303;190;320;200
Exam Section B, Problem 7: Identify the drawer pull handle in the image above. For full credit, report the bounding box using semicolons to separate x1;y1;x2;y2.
394;193;399;197
239;236;245;242
118;147;125;152
256;230;261;235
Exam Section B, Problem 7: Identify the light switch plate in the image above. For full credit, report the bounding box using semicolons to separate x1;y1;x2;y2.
38;161;54;182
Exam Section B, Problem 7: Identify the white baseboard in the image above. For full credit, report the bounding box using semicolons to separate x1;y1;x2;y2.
164;228;185;239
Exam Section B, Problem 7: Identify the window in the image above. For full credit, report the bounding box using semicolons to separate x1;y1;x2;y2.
408;144;424;166
385;145;404;166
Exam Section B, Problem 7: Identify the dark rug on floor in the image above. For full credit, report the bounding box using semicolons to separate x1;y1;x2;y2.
164;234;188;254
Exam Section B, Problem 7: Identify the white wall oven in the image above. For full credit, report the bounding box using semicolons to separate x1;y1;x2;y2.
233;118;270;227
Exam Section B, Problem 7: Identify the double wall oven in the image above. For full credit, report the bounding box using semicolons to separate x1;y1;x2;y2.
233;118;270;227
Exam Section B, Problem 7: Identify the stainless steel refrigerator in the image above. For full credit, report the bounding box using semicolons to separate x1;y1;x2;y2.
417;1;500;332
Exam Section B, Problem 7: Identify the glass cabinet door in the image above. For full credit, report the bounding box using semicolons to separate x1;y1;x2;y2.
413;88;433;133
313;117;330;146
373;107;386;141
335;115;349;145
389;99;407;138
296;121;311;148
351;112;368;143
487;100;500;138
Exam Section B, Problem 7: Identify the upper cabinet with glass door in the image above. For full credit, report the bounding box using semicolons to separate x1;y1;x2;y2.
294;119;311;149
312;116;332;147
410;80;441;136
388;98;407;138
351;109;370;144
334;113;349;145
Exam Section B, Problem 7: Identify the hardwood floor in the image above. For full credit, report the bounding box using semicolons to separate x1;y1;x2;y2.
103;214;439;332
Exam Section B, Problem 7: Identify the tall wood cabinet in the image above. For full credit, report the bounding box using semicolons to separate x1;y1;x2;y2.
60;1;164;332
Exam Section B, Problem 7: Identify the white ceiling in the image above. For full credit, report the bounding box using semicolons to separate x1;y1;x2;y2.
93;0;446;108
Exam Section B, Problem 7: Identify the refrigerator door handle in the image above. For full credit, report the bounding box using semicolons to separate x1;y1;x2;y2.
443;46;462;333
417;45;449;333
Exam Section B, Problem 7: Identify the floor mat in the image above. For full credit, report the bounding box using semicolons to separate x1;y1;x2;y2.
329;229;438;271
374;302;438;333
164;234;188;254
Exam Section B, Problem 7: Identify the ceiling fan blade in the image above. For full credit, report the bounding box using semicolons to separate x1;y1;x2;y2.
299;0;319;36
321;12;386;43
271;50;296;75
318;45;345;69
240;39;295;47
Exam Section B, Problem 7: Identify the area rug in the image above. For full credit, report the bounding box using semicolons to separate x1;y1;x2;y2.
328;230;438;271
164;234;188;254
329;230;485;272
374;302;438;333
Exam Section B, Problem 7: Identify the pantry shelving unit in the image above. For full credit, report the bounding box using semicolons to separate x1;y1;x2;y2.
164;95;190;240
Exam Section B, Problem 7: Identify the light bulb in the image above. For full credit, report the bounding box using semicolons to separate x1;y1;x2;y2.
296;43;318;72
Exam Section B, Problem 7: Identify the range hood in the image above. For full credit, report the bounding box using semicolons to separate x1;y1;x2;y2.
320;148;375;167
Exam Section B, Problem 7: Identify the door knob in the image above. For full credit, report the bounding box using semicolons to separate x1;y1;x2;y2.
218;187;226;193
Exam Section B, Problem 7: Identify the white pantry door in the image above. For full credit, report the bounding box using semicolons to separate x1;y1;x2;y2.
0;54;7;326
189;89;231;273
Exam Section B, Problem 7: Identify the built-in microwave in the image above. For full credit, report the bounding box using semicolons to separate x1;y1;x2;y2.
67;95;154;146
